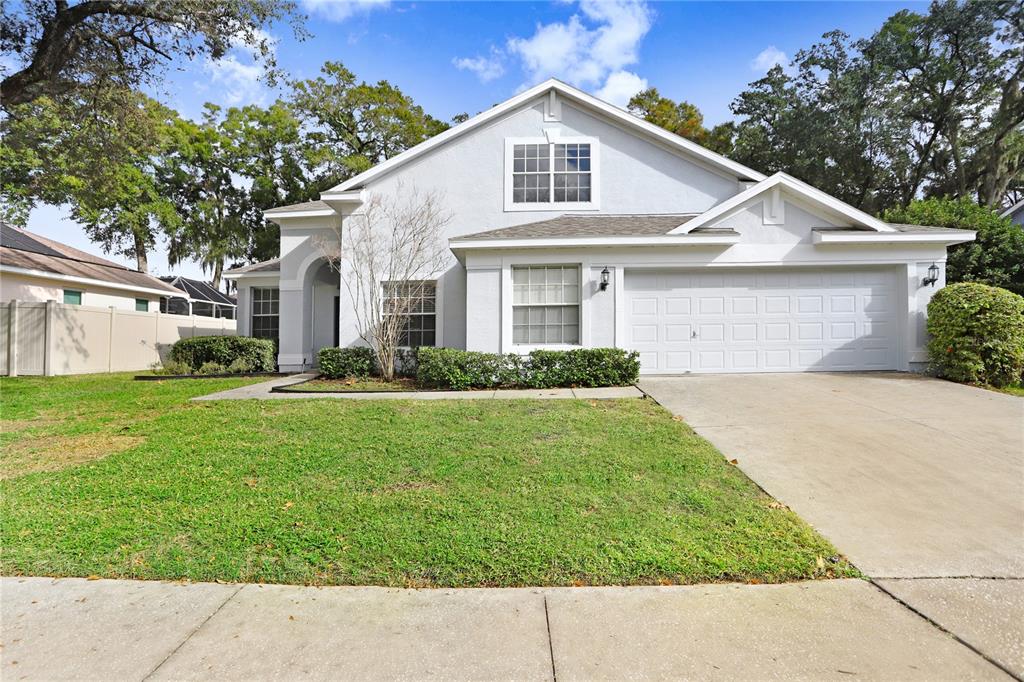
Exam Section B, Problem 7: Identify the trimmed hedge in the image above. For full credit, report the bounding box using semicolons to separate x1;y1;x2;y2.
416;347;640;390
318;346;375;379
927;282;1024;388
169;336;276;373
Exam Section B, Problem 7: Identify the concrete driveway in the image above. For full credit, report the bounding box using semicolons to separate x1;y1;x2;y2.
640;372;1024;677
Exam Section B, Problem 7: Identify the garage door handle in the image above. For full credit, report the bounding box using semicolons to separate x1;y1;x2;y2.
692;330;698;338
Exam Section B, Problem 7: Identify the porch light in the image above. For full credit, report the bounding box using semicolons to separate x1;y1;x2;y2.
922;262;940;287
600;267;611;291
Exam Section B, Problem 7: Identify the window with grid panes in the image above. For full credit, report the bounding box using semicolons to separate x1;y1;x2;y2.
511;142;592;204
250;287;279;343
384;280;436;347
511;265;580;344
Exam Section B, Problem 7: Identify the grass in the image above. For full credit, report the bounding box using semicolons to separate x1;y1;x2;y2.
998;383;1024;397
278;377;417;392
0;373;857;587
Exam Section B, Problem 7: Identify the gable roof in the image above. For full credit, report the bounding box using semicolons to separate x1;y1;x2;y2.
264;200;334;219
0;222;179;295
671;172;895;234
321;79;765;198
160;275;236;306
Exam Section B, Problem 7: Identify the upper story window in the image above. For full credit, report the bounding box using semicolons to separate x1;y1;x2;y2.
505;137;599;211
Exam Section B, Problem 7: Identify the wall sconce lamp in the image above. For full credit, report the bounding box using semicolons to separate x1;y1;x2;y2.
600;267;610;291
922;262;940;287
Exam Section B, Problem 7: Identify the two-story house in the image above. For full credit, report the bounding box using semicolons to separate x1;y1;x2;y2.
224;79;974;375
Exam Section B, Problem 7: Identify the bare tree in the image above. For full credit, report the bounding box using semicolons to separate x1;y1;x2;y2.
315;185;451;380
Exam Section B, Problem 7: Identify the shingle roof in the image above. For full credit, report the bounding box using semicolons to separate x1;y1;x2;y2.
457;214;700;241
223;258;281;275
885;223;978;234
0;223;180;294
264;200;332;215
160;275;236;305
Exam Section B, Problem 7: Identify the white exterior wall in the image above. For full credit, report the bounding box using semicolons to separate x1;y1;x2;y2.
463;197;950;370
0;271;161;310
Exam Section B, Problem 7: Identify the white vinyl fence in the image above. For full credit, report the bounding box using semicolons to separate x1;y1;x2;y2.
1;300;236;376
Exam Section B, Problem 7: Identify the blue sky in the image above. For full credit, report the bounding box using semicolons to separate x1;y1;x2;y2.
27;0;928;281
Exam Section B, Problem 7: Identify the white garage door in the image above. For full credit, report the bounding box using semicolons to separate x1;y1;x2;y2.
624;268;900;373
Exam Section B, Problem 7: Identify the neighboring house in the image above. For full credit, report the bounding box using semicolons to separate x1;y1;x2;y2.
159;275;237;319
0;222;179;308
225;79;974;374
1001;198;1024;227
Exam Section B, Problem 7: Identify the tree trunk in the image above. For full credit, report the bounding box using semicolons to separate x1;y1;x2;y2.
133;232;149;274
212;259;223;290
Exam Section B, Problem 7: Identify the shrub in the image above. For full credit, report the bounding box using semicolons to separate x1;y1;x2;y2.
170;336;275;373
416;347;639;390
394;348;419;378
927;282;1024;387
150;359;192;376
196;361;227;375
226;358;254;374
318;346;375;379
415;347;522;390
525;348;642;388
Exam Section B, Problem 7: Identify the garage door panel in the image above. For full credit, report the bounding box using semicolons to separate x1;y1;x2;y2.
625;267;899;374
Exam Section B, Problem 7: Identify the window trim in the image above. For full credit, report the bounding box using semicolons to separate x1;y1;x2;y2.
503;136;600;212
63;289;83;305
509;264;583;350
249;286;280;343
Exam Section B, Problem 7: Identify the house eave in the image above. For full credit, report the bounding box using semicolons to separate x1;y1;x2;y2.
222;270;281;281
812;230;976;245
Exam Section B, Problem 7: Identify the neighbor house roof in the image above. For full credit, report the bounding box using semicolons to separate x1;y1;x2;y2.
320;79;765;202
159;275;236;306
0;222;180;295
1000;198;1024;219
222;258;281;278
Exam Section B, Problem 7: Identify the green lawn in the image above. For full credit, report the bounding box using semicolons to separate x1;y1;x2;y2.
999;383;1024;397
277;377;417;392
0;373;856;587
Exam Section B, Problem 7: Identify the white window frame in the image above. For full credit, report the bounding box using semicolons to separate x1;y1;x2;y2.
503;136;600;212
504;261;587;352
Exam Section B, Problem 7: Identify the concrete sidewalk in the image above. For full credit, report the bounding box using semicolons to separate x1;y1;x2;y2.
192;374;644;401
1;576;1009;681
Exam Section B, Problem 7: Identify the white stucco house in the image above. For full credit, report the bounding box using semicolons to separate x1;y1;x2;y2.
225;79;975;375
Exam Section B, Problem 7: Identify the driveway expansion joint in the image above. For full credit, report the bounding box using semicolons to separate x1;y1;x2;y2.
869;579;1022;681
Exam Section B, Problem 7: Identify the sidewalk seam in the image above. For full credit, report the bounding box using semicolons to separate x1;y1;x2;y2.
869;578;1021;681
141;583;243;681
543;595;557;682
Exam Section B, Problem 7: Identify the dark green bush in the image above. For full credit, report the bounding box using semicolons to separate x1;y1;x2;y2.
416;347;639;390
169;336;276;373
927;282;1024;387
318;346;375;379
525;348;642;388
415;347;522;390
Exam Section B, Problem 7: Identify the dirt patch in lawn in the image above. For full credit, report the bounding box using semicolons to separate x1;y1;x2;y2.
1;433;145;479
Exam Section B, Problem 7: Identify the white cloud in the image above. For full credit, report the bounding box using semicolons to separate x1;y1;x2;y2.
751;46;789;72
595;70;647;107
453;47;505;83
301;0;390;22
202;30;278;107
504;0;652;103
